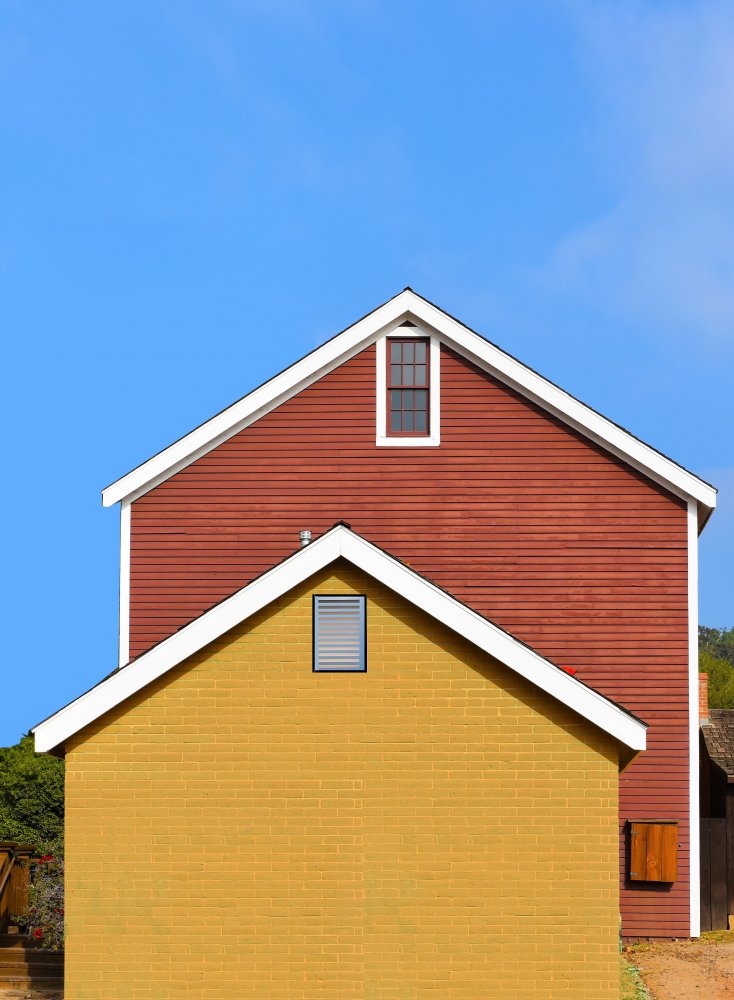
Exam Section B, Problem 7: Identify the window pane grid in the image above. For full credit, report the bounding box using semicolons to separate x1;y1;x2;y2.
387;338;430;436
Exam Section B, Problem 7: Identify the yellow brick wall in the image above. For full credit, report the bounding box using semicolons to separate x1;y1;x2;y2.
64;560;620;1000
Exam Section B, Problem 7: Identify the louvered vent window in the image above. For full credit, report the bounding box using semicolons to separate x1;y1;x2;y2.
313;595;366;672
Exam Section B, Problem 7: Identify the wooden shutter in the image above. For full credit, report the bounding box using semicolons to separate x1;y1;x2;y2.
629;821;678;882
313;596;366;672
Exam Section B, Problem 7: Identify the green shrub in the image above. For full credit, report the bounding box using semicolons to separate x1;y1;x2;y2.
14;856;64;951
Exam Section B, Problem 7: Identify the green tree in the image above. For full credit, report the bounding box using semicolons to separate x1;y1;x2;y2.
700;649;734;709
0;735;64;854
699;626;734;710
700;626;734;666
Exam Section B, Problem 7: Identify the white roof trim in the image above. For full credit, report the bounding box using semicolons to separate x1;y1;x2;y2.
33;524;647;755
101;289;716;516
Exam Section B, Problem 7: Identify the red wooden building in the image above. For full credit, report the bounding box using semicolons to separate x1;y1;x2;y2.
102;289;716;938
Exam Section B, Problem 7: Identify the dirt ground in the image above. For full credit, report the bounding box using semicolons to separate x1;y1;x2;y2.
627;931;734;999
1;937;733;1000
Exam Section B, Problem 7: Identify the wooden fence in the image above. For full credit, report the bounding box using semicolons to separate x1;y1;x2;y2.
0;843;35;933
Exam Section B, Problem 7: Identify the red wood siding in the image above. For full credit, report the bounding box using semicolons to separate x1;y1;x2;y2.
130;343;690;938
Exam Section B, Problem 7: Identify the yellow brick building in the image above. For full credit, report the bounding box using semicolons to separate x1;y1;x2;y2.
37;525;646;999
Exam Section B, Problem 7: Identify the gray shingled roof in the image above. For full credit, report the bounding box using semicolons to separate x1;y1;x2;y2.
702;709;734;777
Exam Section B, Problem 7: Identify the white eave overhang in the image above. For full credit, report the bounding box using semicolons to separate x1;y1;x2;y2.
33;524;647;758
100;289;717;527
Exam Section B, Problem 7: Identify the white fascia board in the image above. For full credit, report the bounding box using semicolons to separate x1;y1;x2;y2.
101;300;410;506
34;531;343;753
687;499;701;937
101;290;716;515
33;525;646;756
339;532;646;752
405;295;717;513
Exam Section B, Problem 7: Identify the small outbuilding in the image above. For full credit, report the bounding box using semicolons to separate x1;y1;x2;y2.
700;682;734;931
35;524;646;1000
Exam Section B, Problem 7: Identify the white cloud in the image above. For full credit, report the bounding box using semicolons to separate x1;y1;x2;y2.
547;1;734;346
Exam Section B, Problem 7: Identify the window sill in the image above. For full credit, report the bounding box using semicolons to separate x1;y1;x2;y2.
376;434;441;447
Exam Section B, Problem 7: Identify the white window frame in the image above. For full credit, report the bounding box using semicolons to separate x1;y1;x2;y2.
376;327;441;447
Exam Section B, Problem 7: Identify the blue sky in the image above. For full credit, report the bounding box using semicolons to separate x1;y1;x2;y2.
1;0;731;745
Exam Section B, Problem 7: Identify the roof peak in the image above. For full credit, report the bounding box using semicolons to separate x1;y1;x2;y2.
34;522;646;758
100;290;716;520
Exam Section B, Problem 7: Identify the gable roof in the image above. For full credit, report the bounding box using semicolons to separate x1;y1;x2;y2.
101;288;716;525
702;709;734;779
33;522;647;758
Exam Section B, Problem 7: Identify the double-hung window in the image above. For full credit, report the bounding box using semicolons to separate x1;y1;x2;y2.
387;338;430;436
376;327;439;446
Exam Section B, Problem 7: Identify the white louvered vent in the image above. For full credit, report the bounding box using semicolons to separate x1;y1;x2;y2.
313;595;366;672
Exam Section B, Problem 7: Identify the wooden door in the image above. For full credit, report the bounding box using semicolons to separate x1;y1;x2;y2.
700;818;727;931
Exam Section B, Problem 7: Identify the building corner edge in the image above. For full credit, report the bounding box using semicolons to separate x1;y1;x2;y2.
688;499;701;937
119;500;130;668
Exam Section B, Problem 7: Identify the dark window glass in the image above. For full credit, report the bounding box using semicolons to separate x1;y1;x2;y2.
386;338;430;436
